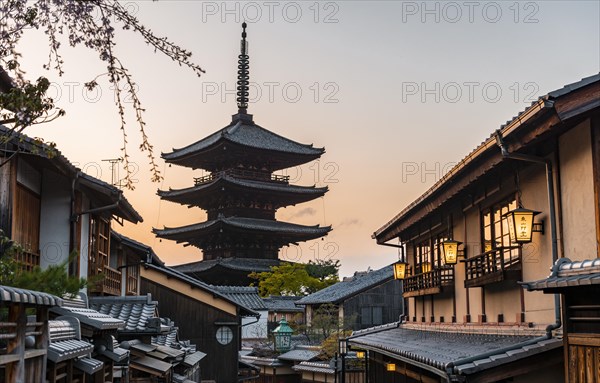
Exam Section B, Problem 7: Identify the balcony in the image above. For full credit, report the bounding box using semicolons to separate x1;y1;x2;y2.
194;169;290;185
464;246;521;288
90;265;122;296
403;267;455;298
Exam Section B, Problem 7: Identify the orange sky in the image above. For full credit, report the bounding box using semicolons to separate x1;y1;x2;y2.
18;1;600;277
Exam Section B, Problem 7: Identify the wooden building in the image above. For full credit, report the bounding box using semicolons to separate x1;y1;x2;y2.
0;125;142;293
296;265;403;332
138;262;259;383
155;23;330;286
523;258;600;382
348;74;600;382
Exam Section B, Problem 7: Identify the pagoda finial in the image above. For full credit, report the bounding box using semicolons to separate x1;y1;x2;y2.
236;22;249;114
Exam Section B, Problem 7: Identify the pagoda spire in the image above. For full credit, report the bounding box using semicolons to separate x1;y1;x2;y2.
236;22;250;114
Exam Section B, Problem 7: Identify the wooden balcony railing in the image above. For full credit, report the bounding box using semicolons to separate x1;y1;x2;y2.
194;169;289;186
102;265;121;296
464;246;521;288
13;250;40;272
403;267;454;298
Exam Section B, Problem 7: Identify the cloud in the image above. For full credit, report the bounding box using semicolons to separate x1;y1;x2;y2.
288;207;317;219
337;218;361;228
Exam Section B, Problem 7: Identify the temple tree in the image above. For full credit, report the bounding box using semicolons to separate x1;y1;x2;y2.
0;0;204;188
155;24;331;286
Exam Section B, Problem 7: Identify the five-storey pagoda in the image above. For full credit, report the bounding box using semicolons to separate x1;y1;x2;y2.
154;23;331;285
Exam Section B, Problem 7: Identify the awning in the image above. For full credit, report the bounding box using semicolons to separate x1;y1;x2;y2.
522;258;600;292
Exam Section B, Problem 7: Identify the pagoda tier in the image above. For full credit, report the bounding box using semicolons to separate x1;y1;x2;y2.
161;113;324;172
157;172;328;211
172;258;285;286
153;217;331;261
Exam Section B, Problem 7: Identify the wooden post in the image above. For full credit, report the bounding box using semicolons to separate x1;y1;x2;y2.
6;304;26;383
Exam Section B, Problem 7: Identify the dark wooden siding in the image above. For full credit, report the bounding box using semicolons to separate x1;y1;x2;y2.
140;278;240;383
343;279;403;330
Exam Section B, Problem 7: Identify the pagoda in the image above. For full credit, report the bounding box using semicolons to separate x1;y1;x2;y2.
154;23;331;285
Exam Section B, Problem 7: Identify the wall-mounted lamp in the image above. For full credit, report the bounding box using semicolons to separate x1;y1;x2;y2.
504;207;543;243
386;362;396;371
442;239;465;265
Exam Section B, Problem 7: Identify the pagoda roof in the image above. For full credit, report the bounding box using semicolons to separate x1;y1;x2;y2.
174;258;283;274
162;114;324;170
153;216;331;246
158;174;327;208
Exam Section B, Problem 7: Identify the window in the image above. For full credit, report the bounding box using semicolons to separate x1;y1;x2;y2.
216;326;233;345
481;199;519;261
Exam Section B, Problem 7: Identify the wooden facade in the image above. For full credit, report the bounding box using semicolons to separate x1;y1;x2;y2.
139;265;253;383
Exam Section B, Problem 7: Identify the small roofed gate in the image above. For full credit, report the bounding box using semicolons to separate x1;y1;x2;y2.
564;284;600;383
0;286;62;383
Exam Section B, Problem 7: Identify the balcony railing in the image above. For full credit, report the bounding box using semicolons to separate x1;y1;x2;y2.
194;169;290;186
464;246;521;288
403;267;454;298
125;265;139;296
102;265;122;296
13;250;40;272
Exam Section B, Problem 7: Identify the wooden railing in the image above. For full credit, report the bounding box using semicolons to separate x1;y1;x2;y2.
125;265;139;296
100;265;122;296
194;169;289;185
464;246;521;288
403;267;454;297
13;250;41;272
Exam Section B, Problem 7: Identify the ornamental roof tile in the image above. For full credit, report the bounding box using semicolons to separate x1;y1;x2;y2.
89;295;161;333
0;285;62;307
296;265;393;305
51;306;125;330
292;361;335;374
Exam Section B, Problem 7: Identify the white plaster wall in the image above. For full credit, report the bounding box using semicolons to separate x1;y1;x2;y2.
242;310;268;339
39;170;71;269
17;158;41;194
559;119;596;261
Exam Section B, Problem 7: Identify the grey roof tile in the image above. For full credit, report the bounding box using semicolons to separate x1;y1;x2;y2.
292;361;335;374
522;257;600;291
278;348;320;362
211;286;267;310
89;295;160;333
51;306;124;330
296;265;393;305
263;296;304;312
348;323;562;376
174;258;282;273
0;285;62;307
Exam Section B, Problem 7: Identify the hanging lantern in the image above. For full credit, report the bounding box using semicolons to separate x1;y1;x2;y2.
339;339;348;355
504;207;540;243
442;239;462;265
272;316;293;352
393;261;407;280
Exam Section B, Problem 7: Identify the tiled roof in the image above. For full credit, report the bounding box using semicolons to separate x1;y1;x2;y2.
163;118;324;161
158;174;327;207
296;265;393;305
74;357;104;374
278;347;320;362
348;322;562;376
522;258;600;291
211;286;267;310
174;258;283;273
48;317;94;363
374;74;600;242
89;295;162;333
111;230;164;266
51;306;125;330
154;216;331;243
263;296;303;312
292;361;335;374
182;351;207;367
0;285;63;307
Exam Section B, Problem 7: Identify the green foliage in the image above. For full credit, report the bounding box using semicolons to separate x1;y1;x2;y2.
0;231;85;298
320;329;353;360
249;261;339;297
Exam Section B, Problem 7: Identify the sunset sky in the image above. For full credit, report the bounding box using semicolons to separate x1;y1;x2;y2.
19;1;600;277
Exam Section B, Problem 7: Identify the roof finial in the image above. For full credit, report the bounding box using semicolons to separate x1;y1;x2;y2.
237;22;249;114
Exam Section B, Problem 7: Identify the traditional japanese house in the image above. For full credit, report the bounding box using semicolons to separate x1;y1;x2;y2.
138;262;260;383
155;23;330;286
0;285;62;383
348;74;600;382
296;265;403;331
0;125;142;295
522;258;600;382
